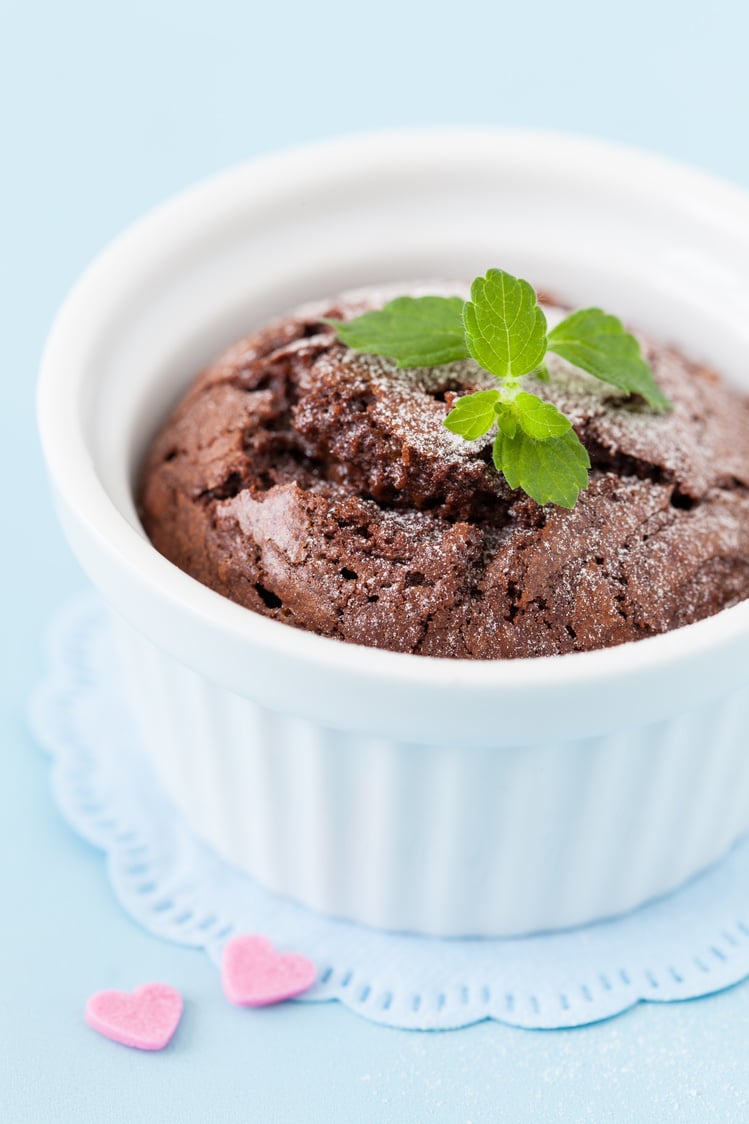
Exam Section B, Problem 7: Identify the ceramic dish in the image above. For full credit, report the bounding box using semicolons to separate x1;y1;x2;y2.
38;128;749;936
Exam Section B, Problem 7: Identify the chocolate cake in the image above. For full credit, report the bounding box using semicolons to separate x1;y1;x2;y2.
139;288;749;658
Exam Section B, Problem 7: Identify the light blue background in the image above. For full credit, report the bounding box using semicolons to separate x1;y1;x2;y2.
4;1;749;1119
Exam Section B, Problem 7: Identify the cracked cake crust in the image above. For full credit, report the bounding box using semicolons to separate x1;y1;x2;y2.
138;288;749;658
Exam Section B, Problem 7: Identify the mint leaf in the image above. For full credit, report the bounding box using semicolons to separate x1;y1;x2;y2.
493;427;590;509
443;389;501;440
547;308;671;411
328;296;469;368
513;392;571;440
444;389;570;446
494;403;517;438
463;269;547;381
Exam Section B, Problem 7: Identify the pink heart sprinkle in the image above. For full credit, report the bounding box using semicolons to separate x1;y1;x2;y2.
221;935;317;1007
85;983;183;1050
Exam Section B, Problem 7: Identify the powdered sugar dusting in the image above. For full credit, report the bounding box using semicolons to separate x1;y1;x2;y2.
140;280;749;659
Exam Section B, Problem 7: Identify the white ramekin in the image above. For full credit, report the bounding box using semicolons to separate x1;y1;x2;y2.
38;128;749;937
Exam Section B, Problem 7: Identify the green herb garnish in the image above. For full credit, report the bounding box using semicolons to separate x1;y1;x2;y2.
329;295;469;368
330;269;671;509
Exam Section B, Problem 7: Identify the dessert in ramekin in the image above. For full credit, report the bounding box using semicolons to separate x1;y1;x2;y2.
38;129;749;936
138;285;749;659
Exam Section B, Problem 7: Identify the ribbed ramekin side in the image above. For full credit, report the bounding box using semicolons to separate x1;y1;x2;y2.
113;618;749;937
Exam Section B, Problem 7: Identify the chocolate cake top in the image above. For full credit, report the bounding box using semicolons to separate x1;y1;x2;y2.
139;287;749;658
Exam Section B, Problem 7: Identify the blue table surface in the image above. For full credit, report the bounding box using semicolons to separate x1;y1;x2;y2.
5;2;749;1119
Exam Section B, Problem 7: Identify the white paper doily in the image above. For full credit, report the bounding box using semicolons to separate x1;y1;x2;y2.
28;594;749;1030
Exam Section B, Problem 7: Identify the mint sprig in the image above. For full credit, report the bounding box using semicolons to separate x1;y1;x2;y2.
330;269;671;509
